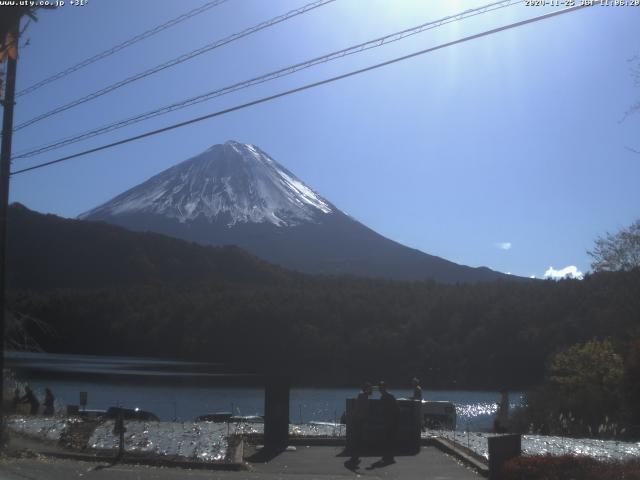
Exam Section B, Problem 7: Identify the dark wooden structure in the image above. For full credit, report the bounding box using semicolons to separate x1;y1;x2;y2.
488;434;521;480
345;398;421;454
264;376;290;451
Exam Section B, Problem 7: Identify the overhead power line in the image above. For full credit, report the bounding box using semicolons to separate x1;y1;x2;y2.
12;0;336;131
11;3;594;177
13;0;522;160
15;0;230;98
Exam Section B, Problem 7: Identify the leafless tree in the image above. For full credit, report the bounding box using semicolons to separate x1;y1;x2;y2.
588;219;640;272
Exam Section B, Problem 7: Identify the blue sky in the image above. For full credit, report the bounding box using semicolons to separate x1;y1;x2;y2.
6;0;640;279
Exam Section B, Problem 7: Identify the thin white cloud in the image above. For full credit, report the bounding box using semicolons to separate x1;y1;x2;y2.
495;242;512;250
529;275;536;279
544;265;584;280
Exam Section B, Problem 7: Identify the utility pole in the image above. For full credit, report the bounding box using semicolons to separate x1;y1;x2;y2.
0;13;21;439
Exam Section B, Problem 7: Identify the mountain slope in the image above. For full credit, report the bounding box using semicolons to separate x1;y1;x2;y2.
7;203;290;290
81;141;513;283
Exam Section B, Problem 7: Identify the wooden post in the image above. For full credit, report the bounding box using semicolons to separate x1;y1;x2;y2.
0;14;20;441
264;376;289;452
113;410;126;459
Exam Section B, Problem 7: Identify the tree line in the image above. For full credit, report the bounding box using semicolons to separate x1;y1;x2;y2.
8;268;640;390
6;204;640;431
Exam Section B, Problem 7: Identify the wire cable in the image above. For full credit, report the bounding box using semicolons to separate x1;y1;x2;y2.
15;0;230;98
12;0;337;132
10;3;594;176
12;0;522;160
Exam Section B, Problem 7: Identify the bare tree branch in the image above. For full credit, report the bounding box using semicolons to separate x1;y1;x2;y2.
588;219;640;272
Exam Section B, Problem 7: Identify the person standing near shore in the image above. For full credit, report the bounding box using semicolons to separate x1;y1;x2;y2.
20;386;40;415
11;388;21;413
410;377;423;401
494;390;509;433
43;388;55;416
351;382;372;460
379;381;398;463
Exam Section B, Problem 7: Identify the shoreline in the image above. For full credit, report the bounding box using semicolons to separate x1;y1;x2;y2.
6;415;640;466
5;349;533;391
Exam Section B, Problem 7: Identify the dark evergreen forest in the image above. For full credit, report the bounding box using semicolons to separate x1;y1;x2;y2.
7;204;640;389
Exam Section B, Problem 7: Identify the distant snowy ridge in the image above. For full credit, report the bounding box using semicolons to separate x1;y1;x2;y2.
80;141;334;227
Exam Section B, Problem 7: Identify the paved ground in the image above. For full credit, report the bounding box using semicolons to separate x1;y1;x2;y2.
246;445;481;479
0;445;480;479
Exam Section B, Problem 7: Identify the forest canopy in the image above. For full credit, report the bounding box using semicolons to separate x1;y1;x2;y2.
9;269;640;388
6;204;640;389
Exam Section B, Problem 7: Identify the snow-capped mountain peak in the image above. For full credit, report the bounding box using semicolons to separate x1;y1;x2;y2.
79;140;514;283
80;141;334;227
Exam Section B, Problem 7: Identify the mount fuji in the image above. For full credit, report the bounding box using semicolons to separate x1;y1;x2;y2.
80;141;511;283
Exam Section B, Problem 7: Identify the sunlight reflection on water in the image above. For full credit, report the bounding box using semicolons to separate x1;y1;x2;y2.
455;402;498;421
9;416;640;463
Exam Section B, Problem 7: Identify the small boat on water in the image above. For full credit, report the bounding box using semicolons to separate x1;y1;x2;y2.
229;415;263;423
420;400;456;430
67;406;160;421
104;407;160;422
395;398;456;430
195;413;264;423
74;409;107;419
308;421;342;427
195;412;232;422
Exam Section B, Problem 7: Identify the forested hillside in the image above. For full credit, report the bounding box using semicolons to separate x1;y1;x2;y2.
7;204;640;388
7;203;291;289
9;270;640;388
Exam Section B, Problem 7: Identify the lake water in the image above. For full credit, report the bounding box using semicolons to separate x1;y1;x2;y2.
6;351;521;431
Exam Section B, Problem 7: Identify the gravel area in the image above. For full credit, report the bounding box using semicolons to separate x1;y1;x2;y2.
427;430;640;461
